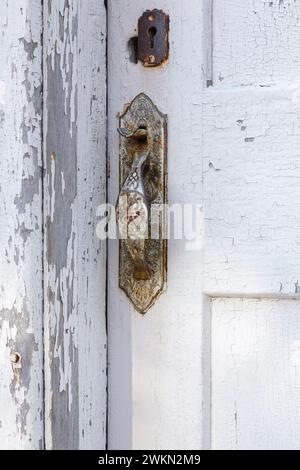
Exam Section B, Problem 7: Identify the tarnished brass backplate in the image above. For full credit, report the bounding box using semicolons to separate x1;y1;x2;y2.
118;93;167;314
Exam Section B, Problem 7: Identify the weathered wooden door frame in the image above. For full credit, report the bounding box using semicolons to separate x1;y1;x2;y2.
0;0;107;450
43;0;107;450
0;0;44;449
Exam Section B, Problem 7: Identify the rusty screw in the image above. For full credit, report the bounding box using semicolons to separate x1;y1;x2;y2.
148;55;155;64
10;352;22;364
148;14;155;21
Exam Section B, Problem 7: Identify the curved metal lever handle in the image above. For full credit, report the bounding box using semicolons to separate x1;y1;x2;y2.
117;94;167;314
118;126;148;142
116;148;151;281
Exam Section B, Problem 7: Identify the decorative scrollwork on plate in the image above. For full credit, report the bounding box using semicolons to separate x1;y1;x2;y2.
118;93;167;314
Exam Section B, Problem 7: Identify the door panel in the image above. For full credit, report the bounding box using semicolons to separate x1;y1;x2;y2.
212;0;300;87
203;86;300;295
212;298;300;450
206;0;300;451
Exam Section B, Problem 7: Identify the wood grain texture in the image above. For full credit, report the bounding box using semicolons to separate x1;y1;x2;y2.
212;0;300;87
211;298;300;450
0;0;43;449
43;0;107;449
107;0;207;450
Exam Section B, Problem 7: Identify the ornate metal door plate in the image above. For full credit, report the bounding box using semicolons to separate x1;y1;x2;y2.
116;93;168;314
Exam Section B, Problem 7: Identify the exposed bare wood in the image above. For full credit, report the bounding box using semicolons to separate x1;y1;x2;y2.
0;0;44;449
43;0;107;449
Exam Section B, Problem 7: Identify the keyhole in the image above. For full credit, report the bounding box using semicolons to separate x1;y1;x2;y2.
148;27;157;49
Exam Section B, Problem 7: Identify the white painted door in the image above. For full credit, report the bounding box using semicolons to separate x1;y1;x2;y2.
204;0;300;450
3;0;299;452
107;0;300;450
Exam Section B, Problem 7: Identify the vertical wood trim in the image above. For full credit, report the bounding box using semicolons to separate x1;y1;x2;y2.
43;0;107;449
203;0;213;87
108;0;206;449
0;0;44;449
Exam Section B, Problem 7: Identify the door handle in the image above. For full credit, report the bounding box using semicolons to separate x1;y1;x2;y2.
116;93;167;314
116;145;151;281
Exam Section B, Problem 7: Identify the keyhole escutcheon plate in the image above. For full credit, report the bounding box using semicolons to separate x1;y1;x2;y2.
137;9;169;67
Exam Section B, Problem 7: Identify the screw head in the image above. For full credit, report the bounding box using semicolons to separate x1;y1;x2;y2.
148;55;155;64
10;352;22;364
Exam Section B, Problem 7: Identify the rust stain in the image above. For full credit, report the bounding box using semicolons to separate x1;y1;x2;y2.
137;9;169;67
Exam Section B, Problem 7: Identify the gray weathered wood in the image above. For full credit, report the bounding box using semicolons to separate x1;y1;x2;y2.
0;0;44;449
43;0;107;449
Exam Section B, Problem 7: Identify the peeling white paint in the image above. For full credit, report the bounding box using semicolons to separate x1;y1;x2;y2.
44;0;107;450
0;0;43;450
61;171;66;195
108;0;300;451
212;0;300;87
206;0;300;450
45;0;78;129
212;298;300;450
203;84;300;296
